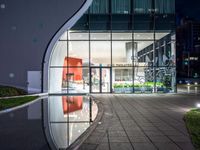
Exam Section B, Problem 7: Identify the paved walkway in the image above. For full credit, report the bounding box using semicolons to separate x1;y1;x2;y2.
80;94;198;150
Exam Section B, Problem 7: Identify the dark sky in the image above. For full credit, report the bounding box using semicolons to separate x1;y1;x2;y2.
176;0;200;21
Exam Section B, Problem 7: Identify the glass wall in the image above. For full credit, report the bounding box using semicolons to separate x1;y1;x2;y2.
49;0;176;94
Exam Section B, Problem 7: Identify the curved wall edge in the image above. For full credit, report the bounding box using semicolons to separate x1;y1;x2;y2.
42;0;93;93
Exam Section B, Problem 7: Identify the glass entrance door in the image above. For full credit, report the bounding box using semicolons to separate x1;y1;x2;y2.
91;68;100;93
90;67;111;93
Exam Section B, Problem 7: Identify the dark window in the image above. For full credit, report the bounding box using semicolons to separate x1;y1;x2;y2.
112;0;131;14
90;0;109;14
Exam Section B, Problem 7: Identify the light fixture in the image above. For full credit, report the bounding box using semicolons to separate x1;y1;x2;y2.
197;103;200;108
0;4;5;9
137;34;140;37
194;82;198;85
187;83;190;86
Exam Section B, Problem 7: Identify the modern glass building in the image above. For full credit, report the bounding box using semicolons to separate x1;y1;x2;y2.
49;0;176;94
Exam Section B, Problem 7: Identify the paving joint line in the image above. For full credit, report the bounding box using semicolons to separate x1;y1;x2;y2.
114;95;159;150
129;96;189;137
123;96;183;150
109;96;136;150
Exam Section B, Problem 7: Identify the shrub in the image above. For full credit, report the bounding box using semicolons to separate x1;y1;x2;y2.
0;86;27;97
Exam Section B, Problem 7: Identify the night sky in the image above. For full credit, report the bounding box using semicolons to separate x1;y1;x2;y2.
176;0;200;21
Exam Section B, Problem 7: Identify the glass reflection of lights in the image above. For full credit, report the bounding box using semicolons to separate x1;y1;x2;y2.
43;96;98;149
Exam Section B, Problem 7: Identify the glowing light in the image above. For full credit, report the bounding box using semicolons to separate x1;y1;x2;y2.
194;82;198;85
187;83;190;86
0;4;5;9
9;73;14;78
11;26;17;31
197;103;200;108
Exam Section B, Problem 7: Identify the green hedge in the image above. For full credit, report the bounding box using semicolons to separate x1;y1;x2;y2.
184;109;200;149
113;82;164;88
0;86;27;97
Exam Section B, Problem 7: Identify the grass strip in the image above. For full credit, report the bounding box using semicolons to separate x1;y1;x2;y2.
0;96;39;111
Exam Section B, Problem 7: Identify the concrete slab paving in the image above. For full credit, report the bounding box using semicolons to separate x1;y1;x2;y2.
80;94;199;150
0;93;198;150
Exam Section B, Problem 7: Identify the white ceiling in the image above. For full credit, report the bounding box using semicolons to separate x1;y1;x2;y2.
60;32;170;63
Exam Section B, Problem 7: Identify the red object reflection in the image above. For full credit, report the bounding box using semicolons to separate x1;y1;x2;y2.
62;96;83;114
62;57;83;81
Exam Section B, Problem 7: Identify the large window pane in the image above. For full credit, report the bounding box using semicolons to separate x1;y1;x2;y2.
68;41;89;66
90;0;109;14
134;32;154;40
90;32;111;40
50;41;67;66
112;0;131;14
112;67;133;93
155;0;175;14
136;41;154;67
112;15;131;30
155;33;176;67
134;0;152;14
133;14;154;30
90;15;110;30
112;32;132;40
156;67;176;93
112;41;132;66
68;31;89;40
49;68;64;94
91;41;111;66
66;67;90;93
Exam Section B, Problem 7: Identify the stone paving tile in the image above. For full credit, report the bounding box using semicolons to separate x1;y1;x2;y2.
169;135;191;142
108;130;126;137
154;142;181;150
158;126;176;131
129;136;151;143
144;130;164;136
84;135;104;144
110;142;133;150
96;143;109;150
176;142;195;150
139;123;155;127
125;129;146;137
140;126;158;131
108;126;124;131
161;130;185;136
108;136;130;143
132;143;157;150
79;143;98;150
148;135;171;143
125;126;141;131
80;95;196;150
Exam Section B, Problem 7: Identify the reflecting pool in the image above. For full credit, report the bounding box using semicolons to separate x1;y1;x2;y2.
43;95;98;149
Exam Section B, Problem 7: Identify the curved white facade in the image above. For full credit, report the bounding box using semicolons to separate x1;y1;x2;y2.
43;0;93;93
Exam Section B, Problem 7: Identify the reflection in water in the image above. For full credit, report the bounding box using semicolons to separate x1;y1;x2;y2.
44;96;98;149
178;85;200;94
187;86;190;93
62;96;83;114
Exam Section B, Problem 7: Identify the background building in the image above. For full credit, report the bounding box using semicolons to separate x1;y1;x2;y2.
176;18;200;80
